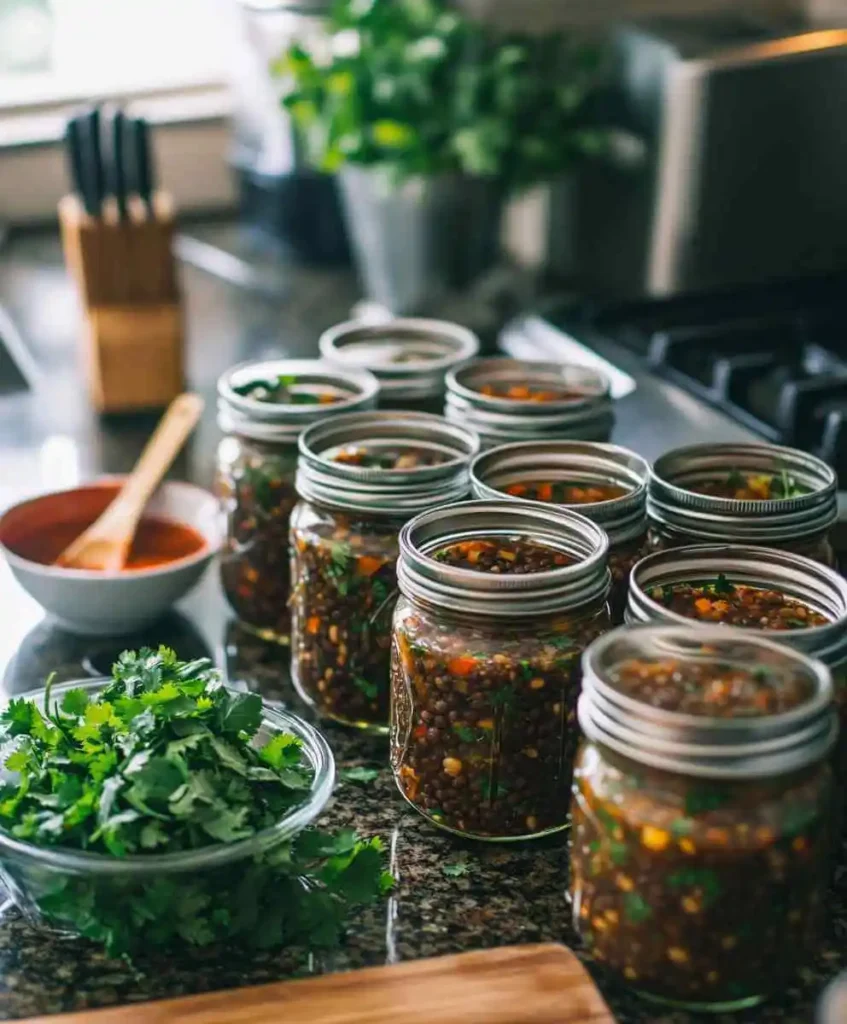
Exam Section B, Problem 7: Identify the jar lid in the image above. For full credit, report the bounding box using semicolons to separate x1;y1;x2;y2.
295;411;479;515
649;442;837;543
319;318;480;402
626;544;847;670
580;624;837;779
444;358;614;447
217;359;379;442
470;441;648;545
397;499;610;617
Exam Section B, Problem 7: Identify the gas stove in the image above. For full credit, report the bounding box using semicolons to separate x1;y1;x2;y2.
501;276;847;481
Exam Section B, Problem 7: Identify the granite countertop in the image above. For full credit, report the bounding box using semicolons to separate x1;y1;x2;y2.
0;225;844;1022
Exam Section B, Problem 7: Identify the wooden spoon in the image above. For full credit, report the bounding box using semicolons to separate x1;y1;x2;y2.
56;393;204;572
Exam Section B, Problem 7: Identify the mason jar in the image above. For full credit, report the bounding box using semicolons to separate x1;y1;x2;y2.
470;441;648;623
626;545;847;738
391;500;612;841
648;443;837;566
319;317;480;415
290;411;479;733
216;359;379;643
444;358;614;449
572;625;837;1012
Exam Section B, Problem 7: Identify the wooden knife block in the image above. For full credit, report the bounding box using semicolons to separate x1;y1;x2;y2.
59;192;184;414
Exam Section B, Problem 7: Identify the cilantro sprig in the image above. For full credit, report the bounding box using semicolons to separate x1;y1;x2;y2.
0;648;391;957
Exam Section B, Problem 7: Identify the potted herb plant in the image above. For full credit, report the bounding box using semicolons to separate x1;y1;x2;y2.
279;0;610;313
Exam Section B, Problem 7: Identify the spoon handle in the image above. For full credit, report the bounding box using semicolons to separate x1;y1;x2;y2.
105;393;204;532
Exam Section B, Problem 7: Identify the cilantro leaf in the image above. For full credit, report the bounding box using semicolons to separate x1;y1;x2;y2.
339;765;381;785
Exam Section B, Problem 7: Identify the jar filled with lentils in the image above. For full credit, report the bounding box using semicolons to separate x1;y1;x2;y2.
648;443;838;566
290;411;479;732
444;358;614;449
627;543;847;779
470;441;648;624
216;359;379;643
391;500;612;841
319;317;480;415
572;625;837;1012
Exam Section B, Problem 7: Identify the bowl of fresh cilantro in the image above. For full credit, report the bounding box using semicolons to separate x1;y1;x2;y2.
0;647;391;958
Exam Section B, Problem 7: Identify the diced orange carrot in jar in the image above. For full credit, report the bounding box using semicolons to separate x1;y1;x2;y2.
448;656;478;677
307;616;321;634
356;555;383;577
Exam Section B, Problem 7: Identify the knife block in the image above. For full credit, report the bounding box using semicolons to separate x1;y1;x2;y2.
59;192;184;414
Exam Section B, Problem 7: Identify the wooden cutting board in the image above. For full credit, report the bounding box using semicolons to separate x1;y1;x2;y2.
20;944;615;1024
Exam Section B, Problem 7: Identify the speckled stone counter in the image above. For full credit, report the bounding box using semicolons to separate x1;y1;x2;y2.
0;619;843;1024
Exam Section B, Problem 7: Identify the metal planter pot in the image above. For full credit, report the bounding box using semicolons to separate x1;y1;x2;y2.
338;166;504;315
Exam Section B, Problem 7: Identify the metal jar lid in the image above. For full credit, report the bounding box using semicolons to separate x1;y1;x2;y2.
397;499;611;618
627;544;847;671
649;442;838;543
319;318;480;403
295;411;479;516
579;625;837;780
444;358;614;447
217;359;379;443
470;441;648;546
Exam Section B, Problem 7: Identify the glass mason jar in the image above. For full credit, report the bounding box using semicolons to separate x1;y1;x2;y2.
444;358;614;449
390;500;612;841
470;441;648;624
216;359;379;643
290;411;479;732
319;317;480;415
648;443;837;566
626;545;847;731
572;625;837;1012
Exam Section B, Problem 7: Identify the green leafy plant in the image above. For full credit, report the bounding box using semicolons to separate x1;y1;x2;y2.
0;648;391;958
277;0;610;189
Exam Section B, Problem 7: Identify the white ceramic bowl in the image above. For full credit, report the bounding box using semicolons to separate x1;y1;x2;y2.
0;479;221;635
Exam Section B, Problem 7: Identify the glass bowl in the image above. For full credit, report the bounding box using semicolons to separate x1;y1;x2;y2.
0;678;335;951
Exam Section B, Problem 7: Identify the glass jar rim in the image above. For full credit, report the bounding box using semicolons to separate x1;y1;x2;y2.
397;499;610;617
580;624;837;779
217;359;379;442
319;317;480;401
626;544;847;668
0;678;335;875
295;411;479;515
649;442;837;542
470;440;648;544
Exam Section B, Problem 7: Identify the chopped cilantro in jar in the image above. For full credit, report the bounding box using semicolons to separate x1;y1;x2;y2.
573;626;837;1011
291;413;479;733
648;443;838;566
216;361;379;643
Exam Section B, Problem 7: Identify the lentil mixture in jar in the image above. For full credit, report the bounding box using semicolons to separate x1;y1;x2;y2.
391;501;612;840
444;359;614;448
645;577;830;630
648;442;837;566
216;360;379;643
290;412;479;732
572;626;837;1011
471;441;649;623
319;318;479;415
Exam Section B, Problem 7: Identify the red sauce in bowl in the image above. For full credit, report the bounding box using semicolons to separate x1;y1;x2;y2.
0;485;207;572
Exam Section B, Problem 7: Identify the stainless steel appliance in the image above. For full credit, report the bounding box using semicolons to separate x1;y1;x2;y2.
572;17;847;298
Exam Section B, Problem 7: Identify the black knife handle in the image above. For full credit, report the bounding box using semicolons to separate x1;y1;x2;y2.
109;109;128;220
64;117;98;216
84;106;105;215
130;116;156;212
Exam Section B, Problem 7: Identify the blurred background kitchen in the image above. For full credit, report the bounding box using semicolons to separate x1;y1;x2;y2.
1;0;846;652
